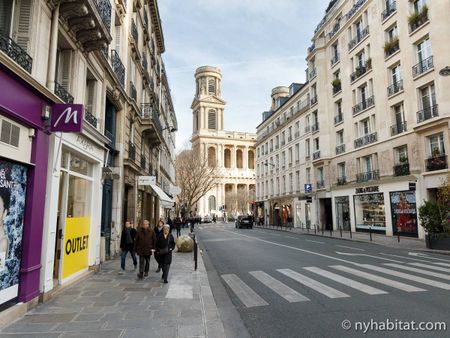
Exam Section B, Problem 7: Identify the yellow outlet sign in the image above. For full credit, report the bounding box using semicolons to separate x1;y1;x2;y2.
62;217;90;279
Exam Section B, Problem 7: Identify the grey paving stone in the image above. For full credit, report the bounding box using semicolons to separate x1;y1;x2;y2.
80;290;102;297
124;311;152;320
177;323;205;337
104;319;164;330
60;329;123;338
73;313;105;322
2;322;58;333
123;327;177;338
22;313;78;323
52;321;104;332
0;334;60;338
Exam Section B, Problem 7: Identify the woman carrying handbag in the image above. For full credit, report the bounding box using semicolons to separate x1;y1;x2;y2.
156;224;176;283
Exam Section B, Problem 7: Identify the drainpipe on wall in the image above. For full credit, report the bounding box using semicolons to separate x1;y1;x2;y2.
46;3;60;91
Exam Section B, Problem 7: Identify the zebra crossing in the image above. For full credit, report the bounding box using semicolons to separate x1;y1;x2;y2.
221;260;450;308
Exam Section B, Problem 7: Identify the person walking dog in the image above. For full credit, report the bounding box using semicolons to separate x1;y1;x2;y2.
155;224;175;283
134;220;156;279
119;221;137;272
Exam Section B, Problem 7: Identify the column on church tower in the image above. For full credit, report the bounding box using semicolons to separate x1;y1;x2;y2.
232;145;236;169
217;143;221;167
200;107;205;130
243;146;249;170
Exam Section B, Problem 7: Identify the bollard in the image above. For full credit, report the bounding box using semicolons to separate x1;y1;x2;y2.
194;238;198;271
322;226;324;235
340;227;343;238
397;234;400;243
369;228;372;241
350;227;352;239
330;228;332;237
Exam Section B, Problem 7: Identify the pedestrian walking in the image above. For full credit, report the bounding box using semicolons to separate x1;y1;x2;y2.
134;220;156;279
120;221;137;272
175;217;182;237
155;224;175;283
154;220;164;272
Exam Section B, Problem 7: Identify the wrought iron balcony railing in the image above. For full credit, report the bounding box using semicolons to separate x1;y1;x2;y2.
131;18;138;42
142;54;148;70
393;163;410;176
130;81;137;101
348;26;369;50
95;0;112;30
311;123;319;133
337;176;347;185
353;95;374;116
390;122;407;136
309;68;317;80
417;104;438;123
384;39;400;58
409;7;429;33
104;129;114;148
84;108;98;128
331;53;340;67
387;80;403;96
310;95;318;105
412;56;433;77
336;144;345;155
350;60;372;82
382;1;397;20
305;125;311;133
328;23;340;39
0;31;32;73
141;154;146;170
334;113;343;125
332;83;342;95
313;150;321;160
111;50;125;87
128;142;136;161
55;81;74;103
354;132;377;148
316;180;325;189
356;170;379;183
425;155;447;172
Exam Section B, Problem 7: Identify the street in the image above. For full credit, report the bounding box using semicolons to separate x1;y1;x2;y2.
197;222;450;338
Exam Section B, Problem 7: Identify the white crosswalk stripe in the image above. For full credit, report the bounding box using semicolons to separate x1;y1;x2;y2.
434;262;450;268
408;262;450;273
330;265;426;292
277;269;350;299
359;264;450;290
303;267;387;295
384;263;450;281
249;271;309;303
221;274;268;308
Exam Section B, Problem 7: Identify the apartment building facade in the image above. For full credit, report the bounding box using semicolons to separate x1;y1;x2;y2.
0;0;176;310
256;0;450;240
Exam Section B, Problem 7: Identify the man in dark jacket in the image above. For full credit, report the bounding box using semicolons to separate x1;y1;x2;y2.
120;221;137;271
154;220;164;272
156;224;176;283
134;220;156;279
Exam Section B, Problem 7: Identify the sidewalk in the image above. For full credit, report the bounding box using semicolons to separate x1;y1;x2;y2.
0;234;226;338
256;225;450;254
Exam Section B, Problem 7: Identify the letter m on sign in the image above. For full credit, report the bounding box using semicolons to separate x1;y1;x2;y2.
51;104;84;133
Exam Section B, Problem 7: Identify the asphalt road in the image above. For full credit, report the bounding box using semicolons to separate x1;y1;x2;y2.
197;222;450;338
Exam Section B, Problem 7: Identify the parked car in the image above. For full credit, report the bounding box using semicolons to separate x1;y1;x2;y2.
235;216;253;229
202;215;212;223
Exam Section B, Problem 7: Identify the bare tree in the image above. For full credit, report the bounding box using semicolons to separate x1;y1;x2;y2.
175;148;217;216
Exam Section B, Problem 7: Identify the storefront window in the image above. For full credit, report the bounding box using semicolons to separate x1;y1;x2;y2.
69;154;91;176
335;196;350;230
67;176;92;218
354;193;386;232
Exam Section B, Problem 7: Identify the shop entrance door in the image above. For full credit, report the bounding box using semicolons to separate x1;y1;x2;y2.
335;196;350;231
54;172;68;282
321;198;333;230
101;179;113;258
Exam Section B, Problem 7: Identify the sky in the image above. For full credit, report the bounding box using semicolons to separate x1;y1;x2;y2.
158;0;331;150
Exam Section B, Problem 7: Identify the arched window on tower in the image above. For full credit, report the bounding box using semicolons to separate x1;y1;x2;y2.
208;78;216;95
248;150;255;169
208;110;217;130
208;147;216;167
224;148;231;168
236;149;243;169
208;195;216;212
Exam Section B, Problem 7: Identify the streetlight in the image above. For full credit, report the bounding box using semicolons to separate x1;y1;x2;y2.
439;66;450;77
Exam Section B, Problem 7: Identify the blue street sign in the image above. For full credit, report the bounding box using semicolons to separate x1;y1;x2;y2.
304;184;312;193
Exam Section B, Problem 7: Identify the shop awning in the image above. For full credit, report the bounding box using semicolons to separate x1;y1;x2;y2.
150;184;174;208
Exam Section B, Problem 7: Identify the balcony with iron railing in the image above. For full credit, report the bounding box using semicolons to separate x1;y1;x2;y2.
309;68;317;80
84;108;98;128
111;49;125;87
390;122;407;136
313;150;321;160
387;80;403;97
425;155;447;172
305;125;311;133
131;18;138;43
310;95;318;106
353;95;374;116
130;81;137;101
332;82;342;95
348;26;369;51
328;22;340;39
356;170;379;183
382;1;397;20
417;104;438;123
140;154;146;170
334;113;343;125
350;59;372;82
55;82;74;103
104;129;114;148
316;180;325;189
141;103;163;144
336;144;345;155
311;122;319;133
384;37;400;58
393;162;410;176
0;32;33;73
354;132;377;148
412;56;433;77
59;0;112;51
128;142;136;161
337;176;347;186
409;5;429;33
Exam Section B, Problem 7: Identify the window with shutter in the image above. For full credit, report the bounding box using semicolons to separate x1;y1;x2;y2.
208;110;216;129
0;120;20;148
208;79;215;94
0;0;13;36
56;49;72;90
13;0;33;52
85;79;96;115
115;26;121;52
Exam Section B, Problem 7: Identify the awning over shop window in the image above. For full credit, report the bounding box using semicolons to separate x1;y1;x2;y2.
150;184;174;208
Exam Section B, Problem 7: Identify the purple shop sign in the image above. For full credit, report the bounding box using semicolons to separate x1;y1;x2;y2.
50;104;84;133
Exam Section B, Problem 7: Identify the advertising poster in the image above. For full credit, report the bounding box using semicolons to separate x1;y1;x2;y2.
62;217;90;280
0;159;27;305
390;191;418;237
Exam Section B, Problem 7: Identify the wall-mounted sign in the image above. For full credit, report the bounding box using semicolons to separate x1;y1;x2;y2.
138;176;156;186
355;186;379;194
51;104;84;133
304;184;312;193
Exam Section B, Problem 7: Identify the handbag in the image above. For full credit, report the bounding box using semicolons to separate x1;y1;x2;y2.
159;247;169;255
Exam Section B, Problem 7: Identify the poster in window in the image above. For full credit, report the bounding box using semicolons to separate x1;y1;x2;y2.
390;191;418;237
0;159;27;304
